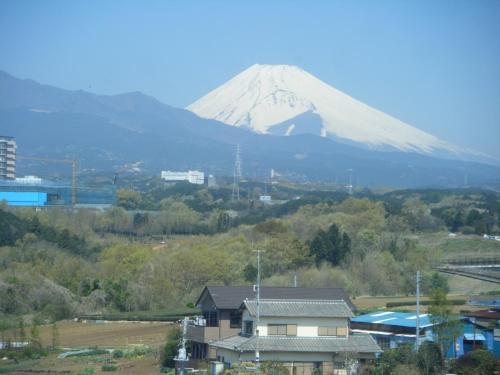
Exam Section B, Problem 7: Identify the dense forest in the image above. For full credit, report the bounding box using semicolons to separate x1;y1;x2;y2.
1;179;499;324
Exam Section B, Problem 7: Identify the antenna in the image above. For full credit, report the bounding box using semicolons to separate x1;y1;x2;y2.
416;270;420;350
232;144;242;201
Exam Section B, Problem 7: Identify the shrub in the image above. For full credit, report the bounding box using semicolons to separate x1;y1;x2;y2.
74;369;97;375
101;365;118;372
63;348;109;358
449;349;497;375
386;299;465;308
112;349;124;358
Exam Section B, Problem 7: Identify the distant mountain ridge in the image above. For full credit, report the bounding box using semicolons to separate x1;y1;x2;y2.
1;70;499;188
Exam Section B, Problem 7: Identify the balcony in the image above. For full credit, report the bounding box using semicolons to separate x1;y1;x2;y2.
186;325;220;343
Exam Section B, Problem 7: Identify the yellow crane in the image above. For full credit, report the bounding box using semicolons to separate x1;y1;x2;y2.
17;156;77;206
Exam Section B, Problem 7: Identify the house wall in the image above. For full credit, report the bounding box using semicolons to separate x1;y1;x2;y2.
216;349;372;375
241;311;349;338
219;309;242;338
197;289;217;311
216;349;337;367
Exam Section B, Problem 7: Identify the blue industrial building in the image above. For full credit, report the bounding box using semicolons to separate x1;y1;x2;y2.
351;311;435;351
351;310;500;358
0;191;48;206
0;179;116;207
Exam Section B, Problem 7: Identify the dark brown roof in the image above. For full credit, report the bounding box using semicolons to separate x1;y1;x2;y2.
464;309;500;320
196;285;355;311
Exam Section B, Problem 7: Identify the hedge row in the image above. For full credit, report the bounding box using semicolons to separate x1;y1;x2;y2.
386;299;466;308
78;308;200;322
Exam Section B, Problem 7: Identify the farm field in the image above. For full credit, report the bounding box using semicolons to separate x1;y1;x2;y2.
352;293;492;314
39;320;172;348
0;321;173;374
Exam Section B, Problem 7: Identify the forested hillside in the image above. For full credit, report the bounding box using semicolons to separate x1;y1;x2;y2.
1;184;499;324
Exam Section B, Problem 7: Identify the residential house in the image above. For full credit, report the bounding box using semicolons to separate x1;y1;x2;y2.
209;299;381;374
187;286;356;361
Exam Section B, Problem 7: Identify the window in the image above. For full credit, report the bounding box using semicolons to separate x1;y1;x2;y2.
203;311;218;327
377;336;390;350
229;311;242;328
336;327;348;337
318;326;338;336
244;320;253;335
268;324;297;336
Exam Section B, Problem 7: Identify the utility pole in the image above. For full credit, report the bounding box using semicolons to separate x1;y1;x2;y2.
253;249;263;374
174;317;189;375
347;168;353;195
416;270;420;350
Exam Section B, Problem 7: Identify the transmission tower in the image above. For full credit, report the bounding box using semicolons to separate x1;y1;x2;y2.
347;168;354;195
231;144;242;201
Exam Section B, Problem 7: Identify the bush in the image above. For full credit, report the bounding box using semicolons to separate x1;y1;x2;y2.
64;348;109;358
460;226;476;235
161;327;181;367
386;299;465;308
449;349;497;375
101;365;118;372
112;349;124;358
417;341;442;375
74;369;97;375
260;361;289;375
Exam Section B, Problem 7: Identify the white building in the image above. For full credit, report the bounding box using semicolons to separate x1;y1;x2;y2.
0;136;16;179
15;175;42;185
209;299;381;374
160;170;204;185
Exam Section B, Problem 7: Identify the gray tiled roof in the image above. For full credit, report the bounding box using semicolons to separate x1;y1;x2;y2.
210;334;382;353
198;286;356;311
244;299;353;318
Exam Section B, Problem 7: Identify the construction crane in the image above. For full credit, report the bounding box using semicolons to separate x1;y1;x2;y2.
17;156;77;206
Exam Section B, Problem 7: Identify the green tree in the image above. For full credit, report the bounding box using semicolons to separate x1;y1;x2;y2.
217;211;230;232
161;326;181;368
30;316;43;351
417;341;442;375
243;264;258;283
449;349;497;375
18;317;26;343
103;278;130;311
309;224;351;266
117;189;142;210
372;344;415;374
428;289;462;365
51;322;60;350
451;211;464;232
423;272;449;294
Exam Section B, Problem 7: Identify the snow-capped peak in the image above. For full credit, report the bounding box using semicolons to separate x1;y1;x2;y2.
187;64;458;154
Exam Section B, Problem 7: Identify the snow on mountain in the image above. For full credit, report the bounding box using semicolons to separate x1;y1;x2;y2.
187;64;459;155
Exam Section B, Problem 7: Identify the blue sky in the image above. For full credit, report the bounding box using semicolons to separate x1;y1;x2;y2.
1;0;499;156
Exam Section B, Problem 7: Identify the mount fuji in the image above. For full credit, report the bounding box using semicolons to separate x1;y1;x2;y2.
1;69;499;188
188;64;460;155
